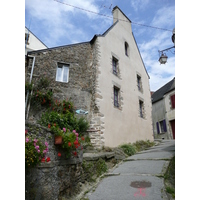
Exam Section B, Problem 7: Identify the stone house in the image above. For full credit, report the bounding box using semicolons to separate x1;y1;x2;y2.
25;6;154;148
151;78;175;139
25;26;48;55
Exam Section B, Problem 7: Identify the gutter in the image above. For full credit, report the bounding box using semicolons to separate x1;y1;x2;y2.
25;55;35;119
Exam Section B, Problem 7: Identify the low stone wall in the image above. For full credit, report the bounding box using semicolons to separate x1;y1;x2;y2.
25;122;84;200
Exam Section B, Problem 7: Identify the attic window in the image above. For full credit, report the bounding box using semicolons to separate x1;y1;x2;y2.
125;42;129;56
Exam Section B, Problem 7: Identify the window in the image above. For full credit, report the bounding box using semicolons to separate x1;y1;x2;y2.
137;75;142;92
125;42;129;56
156;120;167;134
170;94;175;109
56;63;69;83
114;87;119;107
139;100;144;118
112;57;118;75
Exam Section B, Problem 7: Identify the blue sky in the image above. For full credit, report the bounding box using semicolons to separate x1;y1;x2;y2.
25;0;175;91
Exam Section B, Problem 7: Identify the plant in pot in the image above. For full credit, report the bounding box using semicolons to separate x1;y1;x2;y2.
50;125;64;145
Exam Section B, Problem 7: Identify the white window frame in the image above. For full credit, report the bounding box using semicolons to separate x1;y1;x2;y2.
56;63;69;83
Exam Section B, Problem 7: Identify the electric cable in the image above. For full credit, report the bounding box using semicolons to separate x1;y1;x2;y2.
53;0;172;32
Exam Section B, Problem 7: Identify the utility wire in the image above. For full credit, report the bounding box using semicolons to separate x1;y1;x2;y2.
53;0;172;32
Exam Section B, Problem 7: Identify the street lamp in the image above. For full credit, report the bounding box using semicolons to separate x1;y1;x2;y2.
158;28;175;64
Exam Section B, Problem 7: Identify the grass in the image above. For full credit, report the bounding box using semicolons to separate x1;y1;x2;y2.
164;156;175;198
120;140;155;156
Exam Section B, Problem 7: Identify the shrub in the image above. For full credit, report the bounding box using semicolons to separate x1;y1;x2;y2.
120;144;136;156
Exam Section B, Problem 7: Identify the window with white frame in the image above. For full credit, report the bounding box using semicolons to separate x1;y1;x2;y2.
56;63;69;83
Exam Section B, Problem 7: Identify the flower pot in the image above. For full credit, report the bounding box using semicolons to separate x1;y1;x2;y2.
54;136;63;145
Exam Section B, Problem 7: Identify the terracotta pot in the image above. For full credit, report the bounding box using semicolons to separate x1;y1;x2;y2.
54;136;63;145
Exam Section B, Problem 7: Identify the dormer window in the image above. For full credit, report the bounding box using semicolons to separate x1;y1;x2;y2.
125;42;129;56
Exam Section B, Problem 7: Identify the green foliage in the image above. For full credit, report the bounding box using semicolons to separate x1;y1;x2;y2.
120;144;136;156
25;82;33;93
96;158;108;177
76;117;89;135
37;76;50;88
39;111;89;135
134;140;155;152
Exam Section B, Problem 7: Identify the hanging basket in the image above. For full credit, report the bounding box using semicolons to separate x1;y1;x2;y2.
54;136;63;145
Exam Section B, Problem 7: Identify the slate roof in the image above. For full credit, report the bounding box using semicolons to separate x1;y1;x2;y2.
151;77;175;104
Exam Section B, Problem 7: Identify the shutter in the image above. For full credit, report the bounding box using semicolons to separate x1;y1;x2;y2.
163;120;167;132
171;94;175;108
156;122;160;134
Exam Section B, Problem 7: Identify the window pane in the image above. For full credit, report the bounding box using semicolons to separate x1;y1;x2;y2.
63;66;69;82
56;67;62;81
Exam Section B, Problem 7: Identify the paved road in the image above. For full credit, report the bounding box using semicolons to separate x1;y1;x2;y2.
86;140;175;200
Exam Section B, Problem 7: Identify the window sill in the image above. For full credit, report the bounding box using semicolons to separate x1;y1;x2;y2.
56;80;69;83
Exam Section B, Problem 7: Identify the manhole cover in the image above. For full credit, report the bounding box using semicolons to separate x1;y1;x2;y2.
130;181;152;188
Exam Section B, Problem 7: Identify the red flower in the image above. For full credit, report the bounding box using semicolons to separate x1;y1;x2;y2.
81;137;85;141
69;105;71;109
25;130;28;135
74;140;78;145
73;151;77;156
68;142;71;147
48;124;51;128
41;158;45;162
54;123;56;127
58;152;61;157
64;107;66;111
46;157;51;162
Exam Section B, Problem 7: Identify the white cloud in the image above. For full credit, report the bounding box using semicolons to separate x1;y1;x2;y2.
137;6;175;91
25;0;104;47
131;0;150;11
151;6;175;29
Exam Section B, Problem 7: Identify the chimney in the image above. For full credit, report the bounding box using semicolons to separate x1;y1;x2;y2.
112;6;132;31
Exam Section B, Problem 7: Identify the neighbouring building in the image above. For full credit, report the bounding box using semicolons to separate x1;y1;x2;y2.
25;6;154;148
25;26;48;55
151;78;175;140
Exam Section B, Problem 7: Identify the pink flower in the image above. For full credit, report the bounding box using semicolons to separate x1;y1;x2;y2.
45;142;48;147
38;150;40;153
75;133;79;137
43;150;47;154
34;139;38;143
35;145;39;150
25;137;29;143
63;128;66;132
76;137;79;141
73;130;76;133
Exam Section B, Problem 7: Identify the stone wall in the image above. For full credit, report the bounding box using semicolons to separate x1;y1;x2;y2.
25;121;84;200
26;42;95;124
25;40;106;149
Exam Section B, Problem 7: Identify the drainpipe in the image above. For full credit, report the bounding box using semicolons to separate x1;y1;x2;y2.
25;55;35;119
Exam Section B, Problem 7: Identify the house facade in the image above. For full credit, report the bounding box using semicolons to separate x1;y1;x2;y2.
25;6;154;148
25;27;48;55
151;78;175;140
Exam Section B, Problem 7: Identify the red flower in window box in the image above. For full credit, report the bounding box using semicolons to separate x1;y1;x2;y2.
41;158;45;163
58;152;61;157
48;124;51;128
46;157;51;162
25;130;28;135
